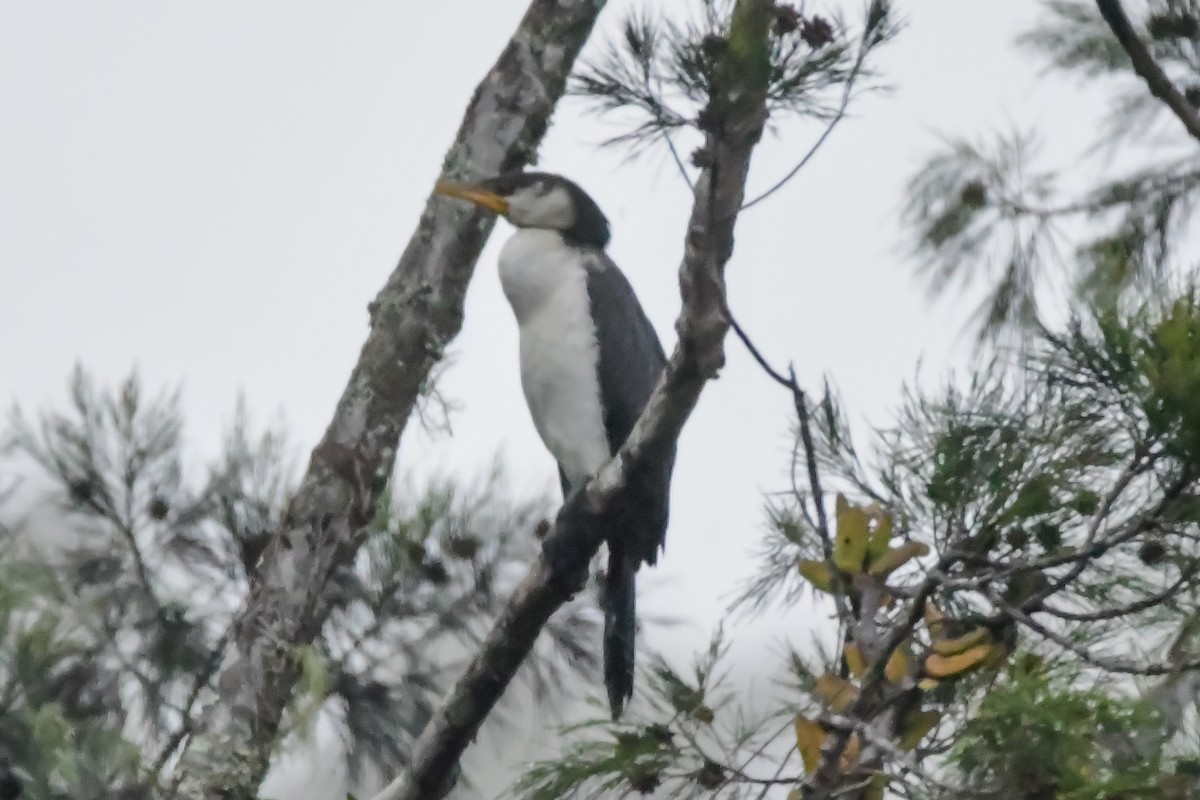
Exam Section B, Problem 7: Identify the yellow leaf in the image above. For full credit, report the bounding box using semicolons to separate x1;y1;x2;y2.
898;710;941;750
930;626;992;657
794;714;826;774
918;677;940;691
924;642;994;679
833;498;871;573
866;512;893;561
843;643;867;678
885;644;911;684
867;541;930;576
839;733;862;770
815;673;859;712
797;559;834;593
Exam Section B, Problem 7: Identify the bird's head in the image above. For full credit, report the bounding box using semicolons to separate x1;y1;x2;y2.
435;170;610;249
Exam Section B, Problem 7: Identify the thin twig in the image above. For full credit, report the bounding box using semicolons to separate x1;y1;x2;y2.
1095;0;1200;145
79;491;164;617
1042;558;1200;622
730;309;956;800
1034;467;1186;607
691;741;803;788
727;316;828;540
996;594;1200;676
729;315;794;390
152;627;233;785
739;6;876;211
654;74;695;190
663;130;696;189
728;313;846;623
739;719;800;778
754;746;800;800
793;366;831;550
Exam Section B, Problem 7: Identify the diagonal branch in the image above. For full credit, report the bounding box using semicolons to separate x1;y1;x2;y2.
167;2;608;796
368;3;778;799
1095;0;1200;145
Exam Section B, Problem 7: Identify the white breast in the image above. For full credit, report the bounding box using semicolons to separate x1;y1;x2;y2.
498;229;611;488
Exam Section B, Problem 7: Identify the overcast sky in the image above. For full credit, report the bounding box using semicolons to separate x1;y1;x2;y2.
0;0;1116;796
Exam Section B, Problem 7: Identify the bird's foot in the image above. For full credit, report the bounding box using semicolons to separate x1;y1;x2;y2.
541;531;590;595
540;483;597;594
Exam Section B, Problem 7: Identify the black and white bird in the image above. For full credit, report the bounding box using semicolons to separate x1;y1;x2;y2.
436;171;675;718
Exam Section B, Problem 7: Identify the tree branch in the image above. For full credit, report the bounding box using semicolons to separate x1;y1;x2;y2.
151;628;233;785
167;2;607;796
1095;0;1200;145
993;594;1200;677
739;1;878;212
368;3;777;798
729;316;856;626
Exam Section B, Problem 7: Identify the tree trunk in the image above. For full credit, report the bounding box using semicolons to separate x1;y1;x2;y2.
168;2;607;796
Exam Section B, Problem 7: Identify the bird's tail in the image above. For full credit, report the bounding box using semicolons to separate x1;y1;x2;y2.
603;546;637;720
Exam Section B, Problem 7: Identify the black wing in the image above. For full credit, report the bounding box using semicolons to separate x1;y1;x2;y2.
581;248;676;719
581;249;675;566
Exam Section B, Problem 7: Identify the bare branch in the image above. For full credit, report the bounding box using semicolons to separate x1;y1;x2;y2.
996;594;1200;676
368;3;778;797
167;2;608;796
727;318;829;543
729;315;856;628
1042;558;1200;622
1095;0;1200;145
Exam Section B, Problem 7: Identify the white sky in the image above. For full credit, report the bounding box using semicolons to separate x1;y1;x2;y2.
0;0;1118;796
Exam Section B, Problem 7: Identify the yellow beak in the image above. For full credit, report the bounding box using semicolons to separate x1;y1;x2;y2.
434;180;510;215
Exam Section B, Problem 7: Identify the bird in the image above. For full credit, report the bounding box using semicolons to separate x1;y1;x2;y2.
435;170;675;718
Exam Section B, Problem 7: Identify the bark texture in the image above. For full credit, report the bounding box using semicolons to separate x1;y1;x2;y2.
168;2;607;796
369;3;775;798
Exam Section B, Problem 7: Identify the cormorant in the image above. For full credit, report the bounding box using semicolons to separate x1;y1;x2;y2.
436;171;675;718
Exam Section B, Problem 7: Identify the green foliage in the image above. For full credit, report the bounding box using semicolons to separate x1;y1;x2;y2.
0;549;145;798
651;293;1200;799
570;0;897;156
319;469;601;781
0;367;600;798
904;1;1200;341
1020;0;1200;139
902;130;1055;339
943;662;1165;799
511;630;794;800
1139;294;1200;464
